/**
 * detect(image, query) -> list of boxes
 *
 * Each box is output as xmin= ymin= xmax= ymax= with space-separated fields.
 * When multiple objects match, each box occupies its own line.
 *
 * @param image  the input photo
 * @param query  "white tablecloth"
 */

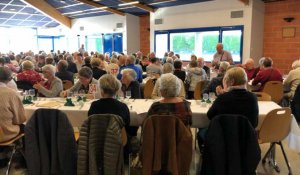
xmin=24 ymin=98 xmax=300 ymax=152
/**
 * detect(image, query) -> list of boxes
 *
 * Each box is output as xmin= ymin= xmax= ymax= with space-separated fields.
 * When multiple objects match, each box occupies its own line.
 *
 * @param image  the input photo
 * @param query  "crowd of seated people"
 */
xmin=0 ymin=44 xmax=299 ymax=173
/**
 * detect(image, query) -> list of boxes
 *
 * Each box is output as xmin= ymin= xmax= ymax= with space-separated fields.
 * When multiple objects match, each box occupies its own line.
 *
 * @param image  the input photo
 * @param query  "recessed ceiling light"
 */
xmin=93 ymin=0 xmax=101 ymax=1
xmin=60 ymin=0 xmax=66 ymax=3
xmin=9 ymin=8 xmax=16 ymax=11
xmin=118 ymin=1 xmax=139 ymax=6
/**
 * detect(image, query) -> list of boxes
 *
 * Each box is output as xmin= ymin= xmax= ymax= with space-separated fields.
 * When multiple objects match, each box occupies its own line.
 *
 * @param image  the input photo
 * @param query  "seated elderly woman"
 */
xmin=151 ymin=63 xmax=186 ymax=99
xmin=88 ymin=73 xmax=137 ymax=137
xmin=207 ymin=67 xmax=258 ymax=127
xmin=147 ymin=73 xmax=192 ymax=126
xmin=197 ymin=67 xmax=258 ymax=151
xmin=0 ymin=67 xmax=26 ymax=167
xmin=17 ymin=60 xmax=43 ymax=85
xmin=33 ymin=65 xmax=63 ymax=97
xmin=283 ymin=59 xmax=300 ymax=100
xmin=121 ymin=68 xmax=141 ymax=99
xmin=61 ymin=67 xmax=100 ymax=99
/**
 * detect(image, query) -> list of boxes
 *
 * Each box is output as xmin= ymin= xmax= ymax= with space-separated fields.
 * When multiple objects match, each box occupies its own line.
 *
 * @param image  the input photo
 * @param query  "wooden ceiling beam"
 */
xmin=120 ymin=0 xmax=155 ymax=13
xmin=77 ymin=0 xmax=125 ymax=16
xmin=21 ymin=0 xmax=71 ymax=28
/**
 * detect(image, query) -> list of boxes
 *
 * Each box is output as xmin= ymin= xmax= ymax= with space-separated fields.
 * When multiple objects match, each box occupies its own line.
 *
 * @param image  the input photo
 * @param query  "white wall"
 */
xmin=125 ymin=14 xmax=140 ymax=54
xmin=150 ymin=0 xmax=264 ymax=62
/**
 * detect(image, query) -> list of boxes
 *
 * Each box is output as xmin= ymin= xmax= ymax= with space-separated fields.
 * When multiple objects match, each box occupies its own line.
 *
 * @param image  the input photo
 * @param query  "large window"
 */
xmin=86 ymin=34 xmax=103 ymax=53
xmin=155 ymin=26 xmax=243 ymax=63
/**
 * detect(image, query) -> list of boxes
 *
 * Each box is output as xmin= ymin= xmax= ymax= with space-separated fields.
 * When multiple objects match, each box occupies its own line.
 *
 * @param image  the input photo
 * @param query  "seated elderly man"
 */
xmin=197 ymin=57 xmax=210 ymax=78
xmin=151 ymin=63 xmax=186 ymax=99
xmin=252 ymin=57 xmax=282 ymax=91
xmin=55 ymin=60 xmax=74 ymax=84
xmin=33 ymin=65 xmax=63 ymax=97
xmin=0 ymin=67 xmax=26 ymax=167
xmin=202 ymin=61 xmax=230 ymax=95
xmin=147 ymin=73 xmax=192 ymax=126
xmin=121 ymin=69 xmax=141 ymax=99
xmin=117 ymin=55 xmax=143 ymax=83
xmin=61 ymin=67 xmax=100 ymax=99
xmin=284 ymin=59 xmax=300 ymax=100
xmin=17 ymin=60 xmax=43 ymax=85
xmin=243 ymin=58 xmax=260 ymax=81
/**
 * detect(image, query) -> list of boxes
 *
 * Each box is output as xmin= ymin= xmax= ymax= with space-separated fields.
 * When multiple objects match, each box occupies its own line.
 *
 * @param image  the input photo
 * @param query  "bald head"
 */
xmin=216 ymin=43 xmax=224 ymax=54
xmin=244 ymin=58 xmax=255 ymax=70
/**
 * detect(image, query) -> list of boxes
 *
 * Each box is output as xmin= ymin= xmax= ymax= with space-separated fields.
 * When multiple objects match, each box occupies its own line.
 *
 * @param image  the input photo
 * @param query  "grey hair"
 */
xmin=22 ymin=60 xmax=34 ymax=70
xmin=58 ymin=60 xmax=68 ymax=71
xmin=121 ymin=68 xmax=137 ymax=81
xmin=223 ymin=67 xmax=248 ymax=86
xmin=258 ymin=57 xmax=266 ymax=66
xmin=66 ymin=55 xmax=74 ymax=62
xmin=292 ymin=59 xmax=300 ymax=69
xmin=99 ymin=74 xmax=121 ymax=97
xmin=166 ymin=57 xmax=173 ymax=64
xmin=0 ymin=67 xmax=12 ymax=83
xmin=162 ymin=63 xmax=174 ymax=74
xmin=159 ymin=73 xmax=181 ymax=98
xmin=42 ymin=64 xmax=56 ymax=76
xmin=219 ymin=61 xmax=230 ymax=72
xmin=126 ymin=55 xmax=136 ymax=65
xmin=79 ymin=67 xmax=93 ymax=79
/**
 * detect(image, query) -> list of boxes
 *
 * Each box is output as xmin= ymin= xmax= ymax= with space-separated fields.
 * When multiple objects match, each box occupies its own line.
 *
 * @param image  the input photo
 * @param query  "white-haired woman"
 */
xmin=147 ymin=73 xmax=192 ymax=126
xmin=121 ymin=68 xmax=141 ymax=99
xmin=33 ymin=65 xmax=63 ymax=97
xmin=283 ymin=59 xmax=300 ymax=100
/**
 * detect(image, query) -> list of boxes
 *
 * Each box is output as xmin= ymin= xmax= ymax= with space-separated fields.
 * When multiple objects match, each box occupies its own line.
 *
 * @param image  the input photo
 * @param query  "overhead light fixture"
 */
xmin=93 ymin=0 xmax=101 ymax=1
xmin=149 ymin=0 xmax=177 ymax=5
xmin=60 ymin=0 xmax=66 ymax=3
xmin=118 ymin=1 xmax=139 ymax=6
xmin=9 ymin=8 xmax=16 ymax=11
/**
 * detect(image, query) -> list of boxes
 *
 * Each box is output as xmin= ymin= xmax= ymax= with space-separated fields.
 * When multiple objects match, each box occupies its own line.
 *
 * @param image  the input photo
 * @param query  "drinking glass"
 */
xmin=125 ymin=91 xmax=131 ymax=99
xmin=202 ymin=93 xmax=208 ymax=102
xmin=29 ymin=89 xmax=36 ymax=101
xmin=209 ymin=92 xmax=216 ymax=102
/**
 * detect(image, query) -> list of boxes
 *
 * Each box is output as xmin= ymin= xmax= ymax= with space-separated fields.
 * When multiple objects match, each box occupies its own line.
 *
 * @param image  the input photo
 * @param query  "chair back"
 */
xmin=254 ymin=92 xmax=271 ymax=101
xmin=258 ymin=107 xmax=292 ymax=143
xmin=0 ymin=127 xmax=3 ymax=140
xmin=291 ymin=84 xmax=300 ymax=122
xmin=25 ymin=109 xmax=77 ymax=175
xmin=16 ymin=80 xmax=33 ymax=90
xmin=262 ymin=81 xmax=283 ymax=103
xmin=144 ymin=78 xmax=156 ymax=99
xmin=201 ymin=114 xmax=260 ymax=175
xmin=141 ymin=115 xmax=192 ymax=175
xmin=194 ymin=80 xmax=209 ymax=100
xmin=62 ymin=80 xmax=73 ymax=90
xmin=77 ymin=114 xmax=125 ymax=175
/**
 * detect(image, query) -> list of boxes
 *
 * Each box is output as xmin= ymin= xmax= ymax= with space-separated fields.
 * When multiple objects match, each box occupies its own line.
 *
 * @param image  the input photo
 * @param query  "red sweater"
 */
xmin=252 ymin=68 xmax=283 ymax=91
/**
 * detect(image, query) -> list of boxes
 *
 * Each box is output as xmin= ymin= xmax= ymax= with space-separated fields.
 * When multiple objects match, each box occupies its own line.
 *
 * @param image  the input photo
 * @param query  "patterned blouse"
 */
xmin=147 ymin=100 xmax=192 ymax=126
xmin=17 ymin=70 xmax=43 ymax=85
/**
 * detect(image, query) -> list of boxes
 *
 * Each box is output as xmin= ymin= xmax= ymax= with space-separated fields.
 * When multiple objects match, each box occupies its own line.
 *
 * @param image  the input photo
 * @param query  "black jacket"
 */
xmin=92 ymin=67 xmax=106 ymax=80
xmin=25 ymin=109 xmax=77 ymax=175
xmin=55 ymin=70 xmax=74 ymax=84
xmin=291 ymin=84 xmax=300 ymax=122
xmin=201 ymin=114 xmax=261 ymax=175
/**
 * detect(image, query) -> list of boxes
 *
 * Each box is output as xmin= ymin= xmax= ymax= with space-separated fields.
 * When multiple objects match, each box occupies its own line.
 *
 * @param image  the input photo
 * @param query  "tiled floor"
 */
xmin=1 ymin=139 xmax=299 ymax=175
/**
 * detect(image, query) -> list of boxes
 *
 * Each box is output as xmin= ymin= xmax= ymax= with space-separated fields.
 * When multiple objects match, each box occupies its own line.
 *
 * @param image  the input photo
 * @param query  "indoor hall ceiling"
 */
xmin=0 ymin=0 xmax=212 ymax=28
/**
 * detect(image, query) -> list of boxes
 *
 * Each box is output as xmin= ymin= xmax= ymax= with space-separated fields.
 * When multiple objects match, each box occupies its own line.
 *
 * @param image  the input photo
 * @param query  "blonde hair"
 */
xmin=99 ymin=74 xmax=121 ymax=97
xmin=22 ymin=60 xmax=34 ymax=70
xmin=91 ymin=57 xmax=101 ymax=67
xmin=223 ymin=67 xmax=248 ymax=86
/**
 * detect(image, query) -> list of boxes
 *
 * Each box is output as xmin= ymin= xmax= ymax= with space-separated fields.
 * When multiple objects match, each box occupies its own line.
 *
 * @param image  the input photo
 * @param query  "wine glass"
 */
xmin=125 ymin=91 xmax=131 ymax=99
xmin=209 ymin=92 xmax=216 ymax=102
xmin=202 ymin=93 xmax=208 ymax=102
xmin=29 ymin=89 xmax=35 ymax=101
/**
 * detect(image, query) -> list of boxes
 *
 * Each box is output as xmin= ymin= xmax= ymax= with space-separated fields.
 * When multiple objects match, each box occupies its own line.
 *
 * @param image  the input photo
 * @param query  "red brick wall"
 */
xmin=264 ymin=0 xmax=300 ymax=74
xmin=140 ymin=15 xmax=150 ymax=56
